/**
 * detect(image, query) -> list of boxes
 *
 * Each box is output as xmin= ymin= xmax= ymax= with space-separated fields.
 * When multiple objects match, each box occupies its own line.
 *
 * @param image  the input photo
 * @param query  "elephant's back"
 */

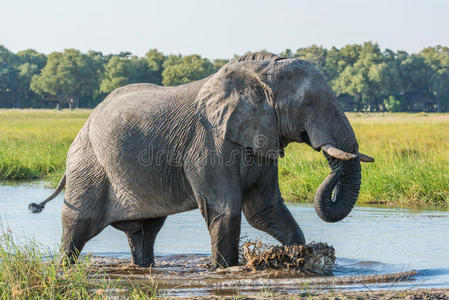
xmin=108 ymin=82 xmax=166 ymax=96
xmin=98 ymin=83 xmax=172 ymax=111
xmin=82 ymin=81 xmax=203 ymax=217
xmin=89 ymin=79 xmax=208 ymax=121
xmin=100 ymin=79 xmax=209 ymax=106
xmin=88 ymin=79 xmax=206 ymax=140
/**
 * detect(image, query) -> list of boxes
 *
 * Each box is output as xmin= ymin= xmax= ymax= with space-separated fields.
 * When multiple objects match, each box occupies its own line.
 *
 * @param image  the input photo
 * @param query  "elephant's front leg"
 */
xmin=199 ymin=195 xmax=242 ymax=268
xmin=242 ymin=167 xmax=305 ymax=246
xmin=244 ymin=199 xmax=305 ymax=245
xmin=185 ymin=140 xmax=244 ymax=268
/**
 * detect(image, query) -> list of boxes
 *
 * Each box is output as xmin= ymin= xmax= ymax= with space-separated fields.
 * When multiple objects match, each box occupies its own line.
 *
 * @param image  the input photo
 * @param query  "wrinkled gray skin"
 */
xmin=30 ymin=52 xmax=368 ymax=268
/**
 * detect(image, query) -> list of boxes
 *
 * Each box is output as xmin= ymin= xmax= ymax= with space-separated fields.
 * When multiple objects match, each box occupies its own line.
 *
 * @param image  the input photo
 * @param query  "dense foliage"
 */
xmin=0 ymin=43 xmax=448 ymax=111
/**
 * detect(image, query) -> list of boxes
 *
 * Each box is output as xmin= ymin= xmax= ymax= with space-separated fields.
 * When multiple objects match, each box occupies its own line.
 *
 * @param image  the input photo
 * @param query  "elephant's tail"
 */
xmin=28 ymin=173 xmax=66 ymax=214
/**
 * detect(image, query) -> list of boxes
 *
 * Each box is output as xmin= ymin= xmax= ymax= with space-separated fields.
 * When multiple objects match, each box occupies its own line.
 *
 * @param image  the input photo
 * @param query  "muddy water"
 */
xmin=1 ymin=181 xmax=449 ymax=295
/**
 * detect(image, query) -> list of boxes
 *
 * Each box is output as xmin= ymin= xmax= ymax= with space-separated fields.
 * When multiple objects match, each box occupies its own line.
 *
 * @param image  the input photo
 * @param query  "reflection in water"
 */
xmin=1 ymin=181 xmax=449 ymax=290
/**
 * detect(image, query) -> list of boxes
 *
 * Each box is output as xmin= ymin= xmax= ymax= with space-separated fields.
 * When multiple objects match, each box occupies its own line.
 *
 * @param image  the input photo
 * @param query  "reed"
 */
xmin=0 ymin=230 xmax=158 ymax=299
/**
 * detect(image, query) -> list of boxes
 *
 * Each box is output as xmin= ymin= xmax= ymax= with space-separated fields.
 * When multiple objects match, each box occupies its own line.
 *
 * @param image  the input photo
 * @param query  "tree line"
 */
xmin=0 ymin=42 xmax=448 ymax=111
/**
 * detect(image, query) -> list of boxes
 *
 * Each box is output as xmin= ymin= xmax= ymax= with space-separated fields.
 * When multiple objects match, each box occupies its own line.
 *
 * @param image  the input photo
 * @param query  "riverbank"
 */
xmin=0 ymin=232 xmax=437 ymax=299
xmin=190 ymin=289 xmax=449 ymax=299
xmin=311 ymin=289 xmax=449 ymax=300
xmin=1 ymin=110 xmax=448 ymax=207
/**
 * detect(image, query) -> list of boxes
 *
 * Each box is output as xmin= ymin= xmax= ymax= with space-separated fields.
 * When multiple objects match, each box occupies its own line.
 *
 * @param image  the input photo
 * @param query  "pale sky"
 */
xmin=2 ymin=0 xmax=448 ymax=59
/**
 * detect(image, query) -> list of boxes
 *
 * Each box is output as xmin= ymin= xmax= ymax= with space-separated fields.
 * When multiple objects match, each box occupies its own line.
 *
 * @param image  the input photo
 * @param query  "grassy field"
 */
xmin=0 ymin=109 xmax=448 ymax=207
xmin=280 ymin=113 xmax=449 ymax=207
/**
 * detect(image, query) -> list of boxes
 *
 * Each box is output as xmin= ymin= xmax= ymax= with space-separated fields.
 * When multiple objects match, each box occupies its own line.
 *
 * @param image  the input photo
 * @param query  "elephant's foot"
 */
xmin=127 ymin=230 xmax=154 ymax=267
xmin=61 ymin=212 xmax=106 ymax=265
xmin=208 ymin=211 xmax=242 ymax=269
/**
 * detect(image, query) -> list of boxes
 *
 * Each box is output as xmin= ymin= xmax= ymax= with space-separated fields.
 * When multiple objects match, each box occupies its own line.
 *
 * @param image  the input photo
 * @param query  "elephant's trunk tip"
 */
xmin=28 ymin=202 xmax=45 ymax=214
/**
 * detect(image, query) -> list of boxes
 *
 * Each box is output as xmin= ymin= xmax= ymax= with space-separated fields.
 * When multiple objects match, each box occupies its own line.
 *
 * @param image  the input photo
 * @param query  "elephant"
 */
xmin=29 ymin=52 xmax=374 ymax=268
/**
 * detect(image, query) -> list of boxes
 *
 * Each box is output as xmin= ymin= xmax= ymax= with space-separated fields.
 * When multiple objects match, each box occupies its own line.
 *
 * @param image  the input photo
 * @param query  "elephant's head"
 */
xmin=196 ymin=52 xmax=374 ymax=223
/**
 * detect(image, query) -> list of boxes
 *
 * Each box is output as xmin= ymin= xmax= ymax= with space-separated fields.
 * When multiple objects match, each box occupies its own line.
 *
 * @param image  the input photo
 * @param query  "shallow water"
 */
xmin=1 ymin=181 xmax=449 ymax=293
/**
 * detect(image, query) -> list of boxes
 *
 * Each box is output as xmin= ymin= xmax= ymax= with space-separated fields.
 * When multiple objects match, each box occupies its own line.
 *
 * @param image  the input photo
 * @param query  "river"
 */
xmin=1 ymin=181 xmax=449 ymax=293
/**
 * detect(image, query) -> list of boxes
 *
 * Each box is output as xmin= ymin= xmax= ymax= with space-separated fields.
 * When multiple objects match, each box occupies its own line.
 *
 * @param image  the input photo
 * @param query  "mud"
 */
xmin=86 ymin=250 xmax=417 ymax=298
xmin=241 ymin=241 xmax=335 ymax=274
xmin=178 ymin=289 xmax=449 ymax=299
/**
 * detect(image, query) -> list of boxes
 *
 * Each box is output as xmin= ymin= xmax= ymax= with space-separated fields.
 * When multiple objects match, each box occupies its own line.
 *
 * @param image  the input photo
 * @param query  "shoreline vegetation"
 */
xmin=0 ymin=109 xmax=448 ymax=208
xmin=0 ymin=232 xmax=158 ymax=299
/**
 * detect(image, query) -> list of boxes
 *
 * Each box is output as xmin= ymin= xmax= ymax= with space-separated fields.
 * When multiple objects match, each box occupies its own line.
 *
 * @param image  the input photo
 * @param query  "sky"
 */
xmin=1 ymin=0 xmax=448 ymax=59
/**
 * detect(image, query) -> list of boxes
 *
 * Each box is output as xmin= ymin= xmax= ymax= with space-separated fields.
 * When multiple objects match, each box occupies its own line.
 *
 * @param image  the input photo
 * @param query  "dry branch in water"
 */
xmin=241 ymin=241 xmax=335 ymax=275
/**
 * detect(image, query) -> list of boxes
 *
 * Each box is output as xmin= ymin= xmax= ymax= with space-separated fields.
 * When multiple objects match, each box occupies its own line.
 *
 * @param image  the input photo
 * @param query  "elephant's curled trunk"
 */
xmin=313 ymin=154 xmax=361 ymax=223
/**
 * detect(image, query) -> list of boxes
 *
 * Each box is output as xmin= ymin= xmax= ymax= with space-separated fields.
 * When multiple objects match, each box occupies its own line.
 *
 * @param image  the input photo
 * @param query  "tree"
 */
xmin=0 ymin=45 xmax=19 ymax=107
xmin=100 ymin=56 xmax=157 ymax=94
xmin=145 ymin=49 xmax=166 ymax=85
xmin=15 ymin=49 xmax=47 ymax=107
xmin=419 ymin=46 xmax=449 ymax=111
xmin=87 ymin=50 xmax=109 ymax=65
xmin=31 ymin=49 xmax=102 ymax=109
xmin=212 ymin=59 xmax=229 ymax=72
xmin=333 ymin=43 xmax=378 ymax=110
xmin=162 ymin=54 xmax=214 ymax=86
xmin=279 ymin=48 xmax=293 ymax=58
xmin=162 ymin=54 xmax=183 ymax=68
xmin=0 ymin=43 xmax=447 ymax=111
xmin=332 ymin=42 xmax=402 ymax=111
xmin=397 ymin=54 xmax=432 ymax=93
xmin=334 ymin=64 xmax=368 ymax=110
xmin=338 ymin=44 xmax=363 ymax=67
xmin=367 ymin=62 xmax=395 ymax=110
xmin=294 ymin=45 xmax=328 ymax=78
xmin=323 ymin=47 xmax=342 ymax=83
xmin=430 ymin=68 xmax=449 ymax=112
xmin=384 ymin=95 xmax=402 ymax=112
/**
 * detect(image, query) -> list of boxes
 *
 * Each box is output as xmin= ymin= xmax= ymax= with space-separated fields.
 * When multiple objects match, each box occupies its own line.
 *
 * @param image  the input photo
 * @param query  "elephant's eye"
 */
xmin=302 ymin=97 xmax=314 ymax=106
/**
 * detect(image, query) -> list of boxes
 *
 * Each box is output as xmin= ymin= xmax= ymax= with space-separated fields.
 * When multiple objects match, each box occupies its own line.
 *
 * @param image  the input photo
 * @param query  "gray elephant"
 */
xmin=29 ymin=52 xmax=373 ymax=268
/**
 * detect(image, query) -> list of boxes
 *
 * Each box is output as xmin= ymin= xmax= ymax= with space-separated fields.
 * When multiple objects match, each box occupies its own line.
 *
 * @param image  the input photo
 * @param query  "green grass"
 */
xmin=0 ymin=231 xmax=158 ymax=299
xmin=279 ymin=113 xmax=449 ymax=207
xmin=0 ymin=109 xmax=89 ymax=182
xmin=0 ymin=109 xmax=448 ymax=207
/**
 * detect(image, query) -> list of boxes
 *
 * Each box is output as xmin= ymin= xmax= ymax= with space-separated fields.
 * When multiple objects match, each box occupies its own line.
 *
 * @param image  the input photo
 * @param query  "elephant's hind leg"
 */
xmin=60 ymin=212 xmax=107 ymax=264
xmin=60 ymin=177 xmax=109 ymax=263
xmin=112 ymin=217 xmax=166 ymax=267
xmin=60 ymin=129 xmax=109 ymax=264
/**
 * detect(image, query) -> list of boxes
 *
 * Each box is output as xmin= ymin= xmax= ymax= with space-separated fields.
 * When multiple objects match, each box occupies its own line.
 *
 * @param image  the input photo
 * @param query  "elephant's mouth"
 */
xmin=279 ymin=130 xmax=311 ymax=150
xmin=297 ymin=130 xmax=313 ymax=149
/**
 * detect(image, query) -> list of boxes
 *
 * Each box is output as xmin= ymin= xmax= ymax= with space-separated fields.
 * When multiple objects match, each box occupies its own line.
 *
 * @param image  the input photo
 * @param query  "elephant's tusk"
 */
xmin=358 ymin=152 xmax=375 ymax=163
xmin=321 ymin=144 xmax=375 ymax=163
xmin=321 ymin=144 xmax=358 ymax=160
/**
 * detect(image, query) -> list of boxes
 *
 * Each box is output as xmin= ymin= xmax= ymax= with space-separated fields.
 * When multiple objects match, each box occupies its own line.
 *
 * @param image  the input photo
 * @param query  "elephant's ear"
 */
xmin=196 ymin=64 xmax=280 ymax=159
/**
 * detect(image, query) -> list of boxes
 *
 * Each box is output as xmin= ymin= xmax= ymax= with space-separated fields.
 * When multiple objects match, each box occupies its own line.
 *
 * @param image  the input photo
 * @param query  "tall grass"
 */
xmin=0 ymin=109 xmax=88 ymax=181
xmin=279 ymin=113 xmax=449 ymax=207
xmin=0 ymin=230 xmax=158 ymax=299
xmin=0 ymin=110 xmax=448 ymax=207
